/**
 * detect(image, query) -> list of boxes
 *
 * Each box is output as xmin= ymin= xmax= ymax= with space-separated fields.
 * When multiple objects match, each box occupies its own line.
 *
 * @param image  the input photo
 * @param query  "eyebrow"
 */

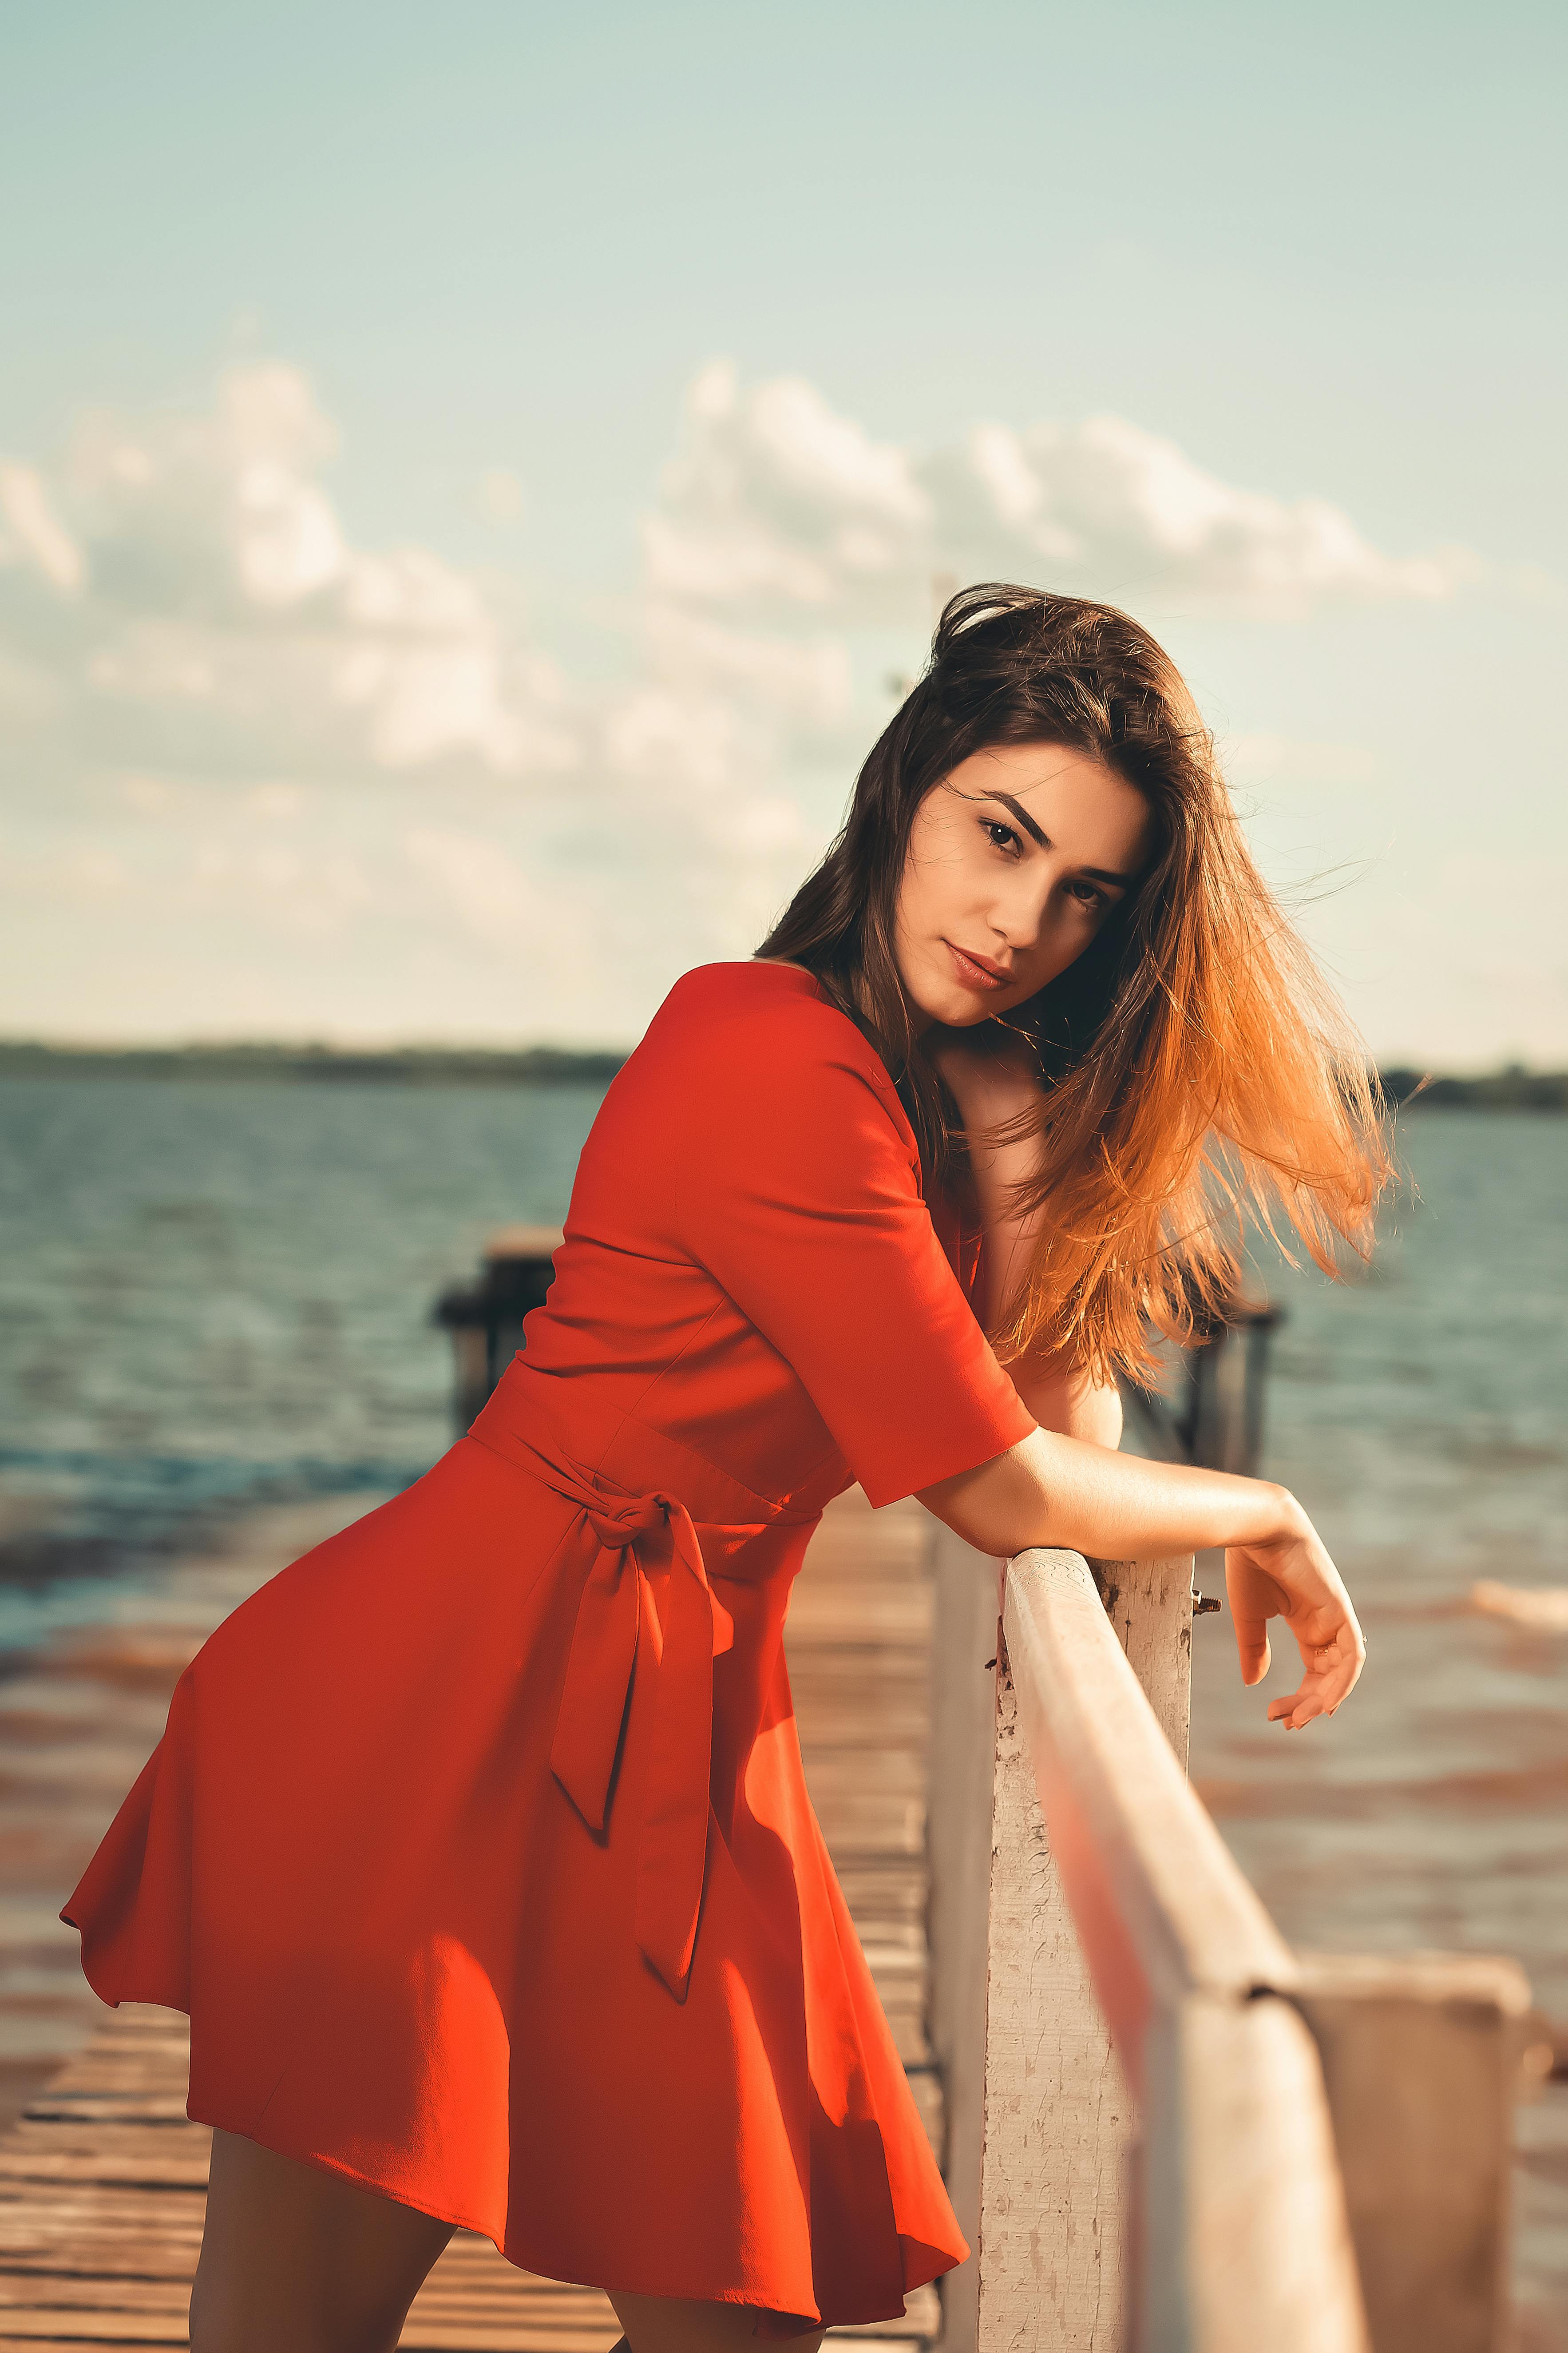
xmin=990 ymin=792 xmax=1138 ymax=889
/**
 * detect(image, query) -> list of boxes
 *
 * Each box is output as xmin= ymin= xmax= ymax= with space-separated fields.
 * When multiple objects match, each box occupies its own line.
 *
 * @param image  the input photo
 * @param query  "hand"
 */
xmin=1225 ymin=1512 xmax=1366 ymax=1731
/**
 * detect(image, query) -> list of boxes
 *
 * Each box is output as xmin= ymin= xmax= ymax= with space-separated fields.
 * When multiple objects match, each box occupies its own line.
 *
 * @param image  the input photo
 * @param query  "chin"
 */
xmin=901 ymin=953 xmax=1006 ymax=1031
xmin=918 ymin=992 xmax=992 ymax=1030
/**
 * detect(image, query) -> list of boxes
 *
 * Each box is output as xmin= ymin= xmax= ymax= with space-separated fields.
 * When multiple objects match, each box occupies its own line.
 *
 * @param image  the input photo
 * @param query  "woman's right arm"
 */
xmin=917 ymin=1428 xmax=1366 ymax=1732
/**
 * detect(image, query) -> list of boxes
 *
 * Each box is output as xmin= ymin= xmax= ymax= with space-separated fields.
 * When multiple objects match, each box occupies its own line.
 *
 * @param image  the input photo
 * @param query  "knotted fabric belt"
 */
xmin=523 ymin=1449 xmax=719 ymax=2002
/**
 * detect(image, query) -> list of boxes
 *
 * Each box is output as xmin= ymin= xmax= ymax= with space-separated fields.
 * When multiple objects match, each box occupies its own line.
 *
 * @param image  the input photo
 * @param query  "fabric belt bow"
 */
xmin=540 ymin=1464 xmax=720 ymax=2002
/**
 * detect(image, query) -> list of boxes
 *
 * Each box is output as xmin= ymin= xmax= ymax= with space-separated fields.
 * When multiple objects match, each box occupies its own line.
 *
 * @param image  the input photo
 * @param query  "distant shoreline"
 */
xmin=1377 ymin=1067 xmax=1568 ymax=1112
xmin=0 ymin=1041 xmax=627 ymax=1086
xmin=0 ymin=1041 xmax=1565 ymax=1108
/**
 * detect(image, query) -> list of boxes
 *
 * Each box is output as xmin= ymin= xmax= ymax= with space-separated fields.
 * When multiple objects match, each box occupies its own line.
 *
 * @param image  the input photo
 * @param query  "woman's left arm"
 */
xmin=933 ymin=1031 xmax=1123 ymax=1448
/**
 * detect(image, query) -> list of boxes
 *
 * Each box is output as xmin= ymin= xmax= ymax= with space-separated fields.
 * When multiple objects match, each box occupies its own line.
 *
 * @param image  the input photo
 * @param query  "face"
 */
xmin=892 ymin=741 xmax=1153 ymax=1032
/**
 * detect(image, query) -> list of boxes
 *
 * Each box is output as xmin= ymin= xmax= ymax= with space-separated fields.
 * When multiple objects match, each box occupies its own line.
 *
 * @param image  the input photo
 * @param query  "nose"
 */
xmin=988 ymin=856 xmax=1059 ymax=952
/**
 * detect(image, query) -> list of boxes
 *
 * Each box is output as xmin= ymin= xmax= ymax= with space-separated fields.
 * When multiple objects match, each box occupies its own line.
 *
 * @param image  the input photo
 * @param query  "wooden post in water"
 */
xmin=432 ymin=1225 xmax=562 ymax=1426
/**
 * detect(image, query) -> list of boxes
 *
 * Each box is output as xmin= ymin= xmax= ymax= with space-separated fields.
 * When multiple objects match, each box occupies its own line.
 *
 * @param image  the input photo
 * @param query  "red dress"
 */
xmin=63 ymin=961 xmax=1034 ymax=2333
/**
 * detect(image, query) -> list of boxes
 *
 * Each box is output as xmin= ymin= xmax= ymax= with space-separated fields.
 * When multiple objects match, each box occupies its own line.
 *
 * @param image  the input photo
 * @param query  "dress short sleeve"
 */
xmin=667 ymin=968 xmax=1035 ymax=1506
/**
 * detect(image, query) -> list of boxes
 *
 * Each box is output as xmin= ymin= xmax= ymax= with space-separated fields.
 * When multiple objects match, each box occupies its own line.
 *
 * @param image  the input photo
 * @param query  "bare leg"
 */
xmin=191 ymin=2129 xmax=827 ymax=2353
xmin=189 ymin=2127 xmax=455 ymax=2353
xmin=610 ymin=2291 xmax=824 ymax=2353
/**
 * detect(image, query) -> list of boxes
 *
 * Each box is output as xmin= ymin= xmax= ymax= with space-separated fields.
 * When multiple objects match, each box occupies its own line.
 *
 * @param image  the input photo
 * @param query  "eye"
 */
xmin=982 ymin=818 xmax=1022 ymax=857
xmin=1065 ymin=878 xmax=1107 ymax=915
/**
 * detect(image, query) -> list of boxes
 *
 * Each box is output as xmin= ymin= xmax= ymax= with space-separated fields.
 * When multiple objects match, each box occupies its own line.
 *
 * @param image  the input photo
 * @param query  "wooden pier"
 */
xmin=0 ymin=1489 xmax=942 ymax=2350
xmin=0 ymin=1477 xmax=1549 ymax=2349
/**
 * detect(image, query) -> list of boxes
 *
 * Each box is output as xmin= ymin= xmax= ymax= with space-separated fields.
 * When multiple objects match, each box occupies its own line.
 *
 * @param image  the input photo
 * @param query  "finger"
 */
xmin=1269 ymin=1685 xmax=1327 ymax=1731
xmin=1232 ymin=1615 xmax=1271 ymax=1686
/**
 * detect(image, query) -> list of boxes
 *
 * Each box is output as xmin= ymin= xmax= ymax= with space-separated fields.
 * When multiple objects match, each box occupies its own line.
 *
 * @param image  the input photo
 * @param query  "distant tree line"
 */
xmin=0 ymin=1041 xmax=627 ymax=1085
xmin=1378 ymin=1065 xmax=1568 ymax=1111
xmin=1 ymin=1041 xmax=1565 ymax=1108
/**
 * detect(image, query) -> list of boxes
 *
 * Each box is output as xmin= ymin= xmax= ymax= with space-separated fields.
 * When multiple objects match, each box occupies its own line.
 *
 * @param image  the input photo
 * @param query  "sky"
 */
xmin=1 ymin=0 xmax=1564 ymax=1060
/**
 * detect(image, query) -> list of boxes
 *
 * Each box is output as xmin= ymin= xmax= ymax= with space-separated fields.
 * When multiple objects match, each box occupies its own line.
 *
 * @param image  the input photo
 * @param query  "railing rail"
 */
xmin=927 ymin=1534 xmax=1531 ymax=2353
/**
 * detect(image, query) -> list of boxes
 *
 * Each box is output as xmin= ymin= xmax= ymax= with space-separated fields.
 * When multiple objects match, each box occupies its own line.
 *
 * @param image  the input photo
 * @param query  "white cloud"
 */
xmin=405 ymin=825 xmax=556 ymax=946
xmin=13 ymin=841 xmax=130 ymax=901
xmin=645 ymin=365 xmax=1474 ymax=622
xmin=0 ymin=464 xmax=84 ymax=593
xmin=0 ymin=353 xmax=1515 ymax=1049
xmin=645 ymin=361 xmax=929 ymax=607
xmin=641 ymin=600 xmax=851 ymax=730
xmin=0 ymin=360 xmax=849 ymax=1040
xmin=1 ymin=365 xmax=578 ymax=784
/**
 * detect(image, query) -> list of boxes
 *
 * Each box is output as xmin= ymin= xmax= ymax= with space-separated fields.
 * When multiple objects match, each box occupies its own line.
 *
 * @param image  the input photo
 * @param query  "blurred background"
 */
xmin=1 ymin=0 xmax=1565 ymax=2332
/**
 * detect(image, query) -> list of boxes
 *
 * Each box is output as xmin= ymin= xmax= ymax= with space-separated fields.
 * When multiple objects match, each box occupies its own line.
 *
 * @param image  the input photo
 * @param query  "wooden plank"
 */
xmin=0 ymin=1492 xmax=944 ymax=2353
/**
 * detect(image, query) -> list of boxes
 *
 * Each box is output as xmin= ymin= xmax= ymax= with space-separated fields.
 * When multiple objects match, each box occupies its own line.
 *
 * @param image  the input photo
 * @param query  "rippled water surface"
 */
xmin=4 ymin=1089 xmax=1567 ymax=1904
xmin=0 ymin=1078 xmax=602 ymax=1648
xmin=1182 ymin=1115 xmax=1568 ymax=2325
xmin=1188 ymin=1116 xmax=1568 ymax=1999
xmin=4 ymin=1083 xmax=1564 ymax=1783
xmin=3 ymin=1082 xmax=1566 ymax=2313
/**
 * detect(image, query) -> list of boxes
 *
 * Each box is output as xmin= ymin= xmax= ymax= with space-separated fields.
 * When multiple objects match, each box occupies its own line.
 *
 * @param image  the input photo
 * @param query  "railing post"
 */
xmin=927 ymin=1527 xmax=1003 ymax=2353
xmin=928 ymin=1540 xmax=1195 ymax=2353
xmin=975 ymin=1619 xmax=1132 ymax=2352
xmin=1294 ymin=1953 xmax=1532 ymax=2353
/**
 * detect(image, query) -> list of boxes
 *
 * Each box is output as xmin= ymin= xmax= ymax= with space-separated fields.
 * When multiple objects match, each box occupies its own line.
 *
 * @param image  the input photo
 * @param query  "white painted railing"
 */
xmin=926 ymin=1535 xmax=1532 ymax=2353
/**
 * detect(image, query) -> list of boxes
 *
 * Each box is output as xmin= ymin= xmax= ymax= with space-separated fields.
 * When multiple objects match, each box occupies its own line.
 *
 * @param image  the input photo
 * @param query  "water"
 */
xmin=0 ymin=1078 xmax=602 ymax=1650
xmin=1182 ymin=1118 xmax=1568 ymax=2325
xmin=1186 ymin=1117 xmax=1568 ymax=2006
xmin=4 ymin=1085 xmax=1564 ymax=1807
xmin=2 ymin=1081 xmax=1565 ymax=2311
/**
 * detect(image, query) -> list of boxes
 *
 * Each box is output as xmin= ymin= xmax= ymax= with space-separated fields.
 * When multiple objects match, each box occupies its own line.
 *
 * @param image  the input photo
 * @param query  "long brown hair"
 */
xmin=758 ymin=583 xmax=1392 ymax=1381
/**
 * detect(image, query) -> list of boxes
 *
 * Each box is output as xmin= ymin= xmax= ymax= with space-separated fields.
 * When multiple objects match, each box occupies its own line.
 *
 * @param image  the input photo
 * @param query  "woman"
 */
xmin=64 ymin=585 xmax=1385 ymax=2353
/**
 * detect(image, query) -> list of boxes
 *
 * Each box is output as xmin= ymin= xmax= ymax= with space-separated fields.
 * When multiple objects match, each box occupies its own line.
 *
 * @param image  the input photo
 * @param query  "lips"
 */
xmin=945 ymin=941 xmax=1010 ymax=989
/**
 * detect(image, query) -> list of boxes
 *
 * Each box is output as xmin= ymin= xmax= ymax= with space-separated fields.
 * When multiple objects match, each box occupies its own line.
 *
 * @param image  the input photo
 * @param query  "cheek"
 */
xmin=900 ymin=824 xmax=975 ymax=928
xmin=893 ymin=856 xmax=927 ymax=940
xmin=1020 ymin=909 xmax=1095 ymax=988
